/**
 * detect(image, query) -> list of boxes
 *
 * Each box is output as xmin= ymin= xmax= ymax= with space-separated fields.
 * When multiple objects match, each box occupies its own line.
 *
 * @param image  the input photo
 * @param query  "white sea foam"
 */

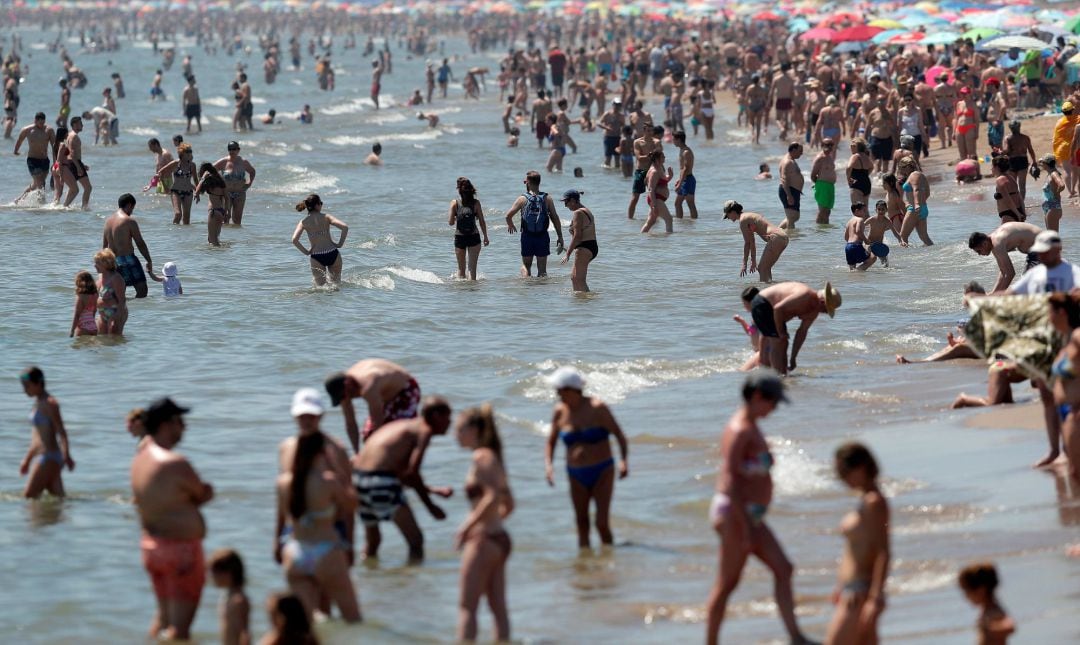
xmin=769 ymin=436 xmax=834 ymax=497
xmin=346 ymin=274 xmax=395 ymax=291
xmin=202 ymin=96 xmax=231 ymax=108
xmin=260 ymin=165 xmax=339 ymax=195
xmin=326 ymin=130 xmax=442 ymax=146
xmin=523 ymin=356 xmax=741 ymax=403
xmin=125 ymin=126 xmax=159 ymax=137
xmin=384 ymin=266 xmax=444 ymax=284
xmin=366 ymin=112 xmax=407 ymax=125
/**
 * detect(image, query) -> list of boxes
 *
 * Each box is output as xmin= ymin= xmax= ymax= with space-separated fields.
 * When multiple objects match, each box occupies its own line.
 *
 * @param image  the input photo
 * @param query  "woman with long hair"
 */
xmin=275 ymin=395 xmax=361 ymax=623
xmin=448 ymin=177 xmax=489 ymax=280
xmin=1049 ymin=293 xmax=1080 ymax=479
xmin=454 ymin=404 xmax=513 ymax=643
xmin=825 ymin=442 xmax=890 ymax=645
xmin=723 ymin=200 xmax=787 ymax=283
xmin=641 ymin=149 xmax=673 ymax=233
xmin=194 ymin=162 xmax=229 ymax=246
xmin=292 ymin=193 xmax=349 ymax=286
xmin=897 ymin=157 xmax=933 ymax=246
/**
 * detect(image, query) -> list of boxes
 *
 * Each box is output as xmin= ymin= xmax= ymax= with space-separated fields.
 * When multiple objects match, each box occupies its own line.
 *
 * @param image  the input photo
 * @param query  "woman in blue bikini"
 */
xmin=1049 ymin=293 xmax=1080 ymax=479
xmin=544 ymin=366 xmax=629 ymax=549
xmin=19 ymin=366 xmax=75 ymax=499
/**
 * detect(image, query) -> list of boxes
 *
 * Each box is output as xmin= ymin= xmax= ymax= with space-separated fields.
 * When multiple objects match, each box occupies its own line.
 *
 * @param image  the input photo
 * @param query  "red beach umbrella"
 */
xmin=832 ymin=25 xmax=885 ymax=43
xmin=799 ymin=27 xmax=838 ymax=41
xmin=820 ymin=12 xmax=863 ymax=27
xmin=889 ymin=31 xmax=926 ymax=45
xmin=752 ymin=10 xmax=785 ymax=22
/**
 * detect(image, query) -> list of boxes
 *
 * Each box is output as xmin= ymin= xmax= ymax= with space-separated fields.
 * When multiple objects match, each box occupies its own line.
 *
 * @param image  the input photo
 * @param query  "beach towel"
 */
xmin=963 ymin=295 xmax=1061 ymax=381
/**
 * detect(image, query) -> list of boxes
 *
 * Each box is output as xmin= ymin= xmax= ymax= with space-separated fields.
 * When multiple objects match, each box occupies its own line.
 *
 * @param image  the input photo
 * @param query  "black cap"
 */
xmin=144 ymin=397 xmax=190 ymax=433
xmin=561 ymin=189 xmax=581 ymax=202
xmin=744 ymin=370 xmax=789 ymax=403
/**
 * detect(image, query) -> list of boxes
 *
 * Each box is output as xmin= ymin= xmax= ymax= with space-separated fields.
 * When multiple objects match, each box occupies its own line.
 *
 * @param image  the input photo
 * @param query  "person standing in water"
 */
xmin=193 ymin=163 xmax=228 ymax=246
xmin=324 ymin=358 xmax=422 ymax=453
xmin=810 ymin=138 xmax=837 ymax=225
xmin=544 ymin=366 xmax=629 ymax=550
xmin=504 ymin=170 xmax=564 ymax=278
xmin=182 ymin=75 xmax=201 ymax=134
xmin=825 ymin=442 xmax=890 ymax=645
xmin=706 ymin=371 xmax=815 ymax=645
xmin=131 ymin=398 xmax=213 ymax=642
xmin=156 ymin=142 xmax=196 ymax=225
xmin=448 ymin=177 xmax=489 ymax=281
xmin=213 ymin=141 xmax=256 ymax=225
xmin=291 ymin=193 xmax=349 ymax=287
xmin=454 ymin=404 xmax=514 ymax=644
xmin=102 ymin=193 xmax=153 ymax=298
xmin=724 ymin=200 xmax=788 ymax=283
xmin=19 ymin=366 xmax=75 ymax=499
xmin=672 ymin=131 xmax=698 ymax=220
xmin=749 ymin=281 xmax=842 ymax=375
xmin=778 ymin=142 xmax=804 ymax=229
xmin=559 ymin=189 xmax=597 ymax=292
xmin=12 ymin=111 xmax=55 ymax=203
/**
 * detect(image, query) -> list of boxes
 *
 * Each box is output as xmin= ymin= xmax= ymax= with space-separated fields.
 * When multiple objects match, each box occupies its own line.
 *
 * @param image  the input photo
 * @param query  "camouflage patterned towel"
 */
xmin=964 ymin=294 xmax=1061 ymax=381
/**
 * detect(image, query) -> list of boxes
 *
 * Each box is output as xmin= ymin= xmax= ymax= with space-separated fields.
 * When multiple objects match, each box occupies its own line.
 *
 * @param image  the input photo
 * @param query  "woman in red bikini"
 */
xmin=641 ymin=149 xmax=673 ymax=233
xmin=954 ymin=86 xmax=979 ymax=162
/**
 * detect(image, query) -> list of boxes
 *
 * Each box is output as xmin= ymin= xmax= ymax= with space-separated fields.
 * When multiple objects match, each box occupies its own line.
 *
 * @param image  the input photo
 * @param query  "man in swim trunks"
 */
xmin=103 ymin=193 xmax=153 ymax=298
xmin=749 ymin=281 xmax=842 ymax=376
xmin=181 ymin=74 xmax=201 ymax=133
xmin=967 ymin=221 xmax=1043 ymax=293
xmin=350 ymin=396 xmax=454 ymax=561
xmin=867 ymin=96 xmax=896 ymax=173
xmin=12 ymin=111 xmax=55 ymax=203
xmin=843 ymin=202 xmax=870 ymax=270
xmin=598 ymin=98 xmax=625 ymax=167
xmin=1004 ymin=120 xmax=1036 ymax=201
xmin=769 ymin=63 xmax=796 ymax=139
xmin=779 ymin=142 xmax=804 ymax=229
xmin=860 ymin=200 xmax=892 ymax=269
xmin=63 ymin=116 xmax=92 ymax=209
xmin=147 ymin=138 xmax=174 ymax=193
xmin=673 ymin=131 xmax=697 ymax=219
xmin=504 ymin=170 xmax=565 ymax=276
xmin=530 ymin=88 xmax=553 ymax=149
xmin=628 ymin=124 xmax=661 ymax=220
xmin=325 ymin=358 xmax=423 ymax=453
xmin=131 ymin=398 xmax=212 ymax=642
xmin=810 ymin=138 xmax=837 ymax=224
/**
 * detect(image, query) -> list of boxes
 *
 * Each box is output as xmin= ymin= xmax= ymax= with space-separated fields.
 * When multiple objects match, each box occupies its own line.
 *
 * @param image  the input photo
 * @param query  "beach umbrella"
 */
xmin=925 ymin=64 xmax=952 ymax=84
xmin=922 ymin=31 xmax=961 ymax=45
xmin=1066 ymin=15 xmax=1080 ymax=35
xmin=961 ymin=27 xmax=1004 ymax=42
xmin=868 ymin=18 xmax=903 ymax=29
xmin=914 ymin=1 xmax=939 ymax=13
xmin=831 ymin=41 xmax=870 ymax=54
xmin=889 ymin=31 xmax=926 ymax=45
xmin=787 ymin=17 xmax=811 ymax=32
xmin=752 ymin=10 xmax=785 ymax=22
xmin=832 ymin=25 xmax=884 ymax=43
xmin=799 ymin=26 xmax=837 ymax=41
xmin=820 ymin=11 xmax=862 ymax=27
xmin=871 ymin=29 xmax=906 ymax=45
xmin=978 ymin=35 xmax=1051 ymax=51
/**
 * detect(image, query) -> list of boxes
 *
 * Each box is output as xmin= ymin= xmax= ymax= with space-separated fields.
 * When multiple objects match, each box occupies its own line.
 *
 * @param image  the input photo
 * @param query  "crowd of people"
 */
xmin=11 ymin=4 xmax=1080 ymax=643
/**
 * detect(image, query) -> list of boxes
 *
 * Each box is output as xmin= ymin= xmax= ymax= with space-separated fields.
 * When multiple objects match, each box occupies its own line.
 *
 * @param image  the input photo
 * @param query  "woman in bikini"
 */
xmin=699 ymin=79 xmax=716 ymax=141
xmin=825 ymin=443 xmax=890 ymax=645
xmin=19 ymin=366 xmax=75 ymax=499
xmin=544 ymin=366 xmax=629 ymax=550
xmin=1039 ymin=154 xmax=1065 ymax=231
xmin=641 ymin=149 xmax=674 ymax=233
xmin=897 ymin=157 xmax=933 ymax=246
xmin=723 ymin=200 xmax=788 ymax=283
xmin=291 ymin=193 xmax=349 ymax=286
xmin=157 ymin=142 xmax=196 ymax=225
xmin=94 ymin=248 xmax=127 ymax=336
xmin=560 ymin=189 xmax=597 ymax=292
xmin=454 ymin=404 xmax=513 ymax=643
xmin=275 ymin=418 xmax=360 ymax=622
xmin=882 ymin=174 xmax=906 ymax=244
xmin=213 ymin=141 xmax=256 ymax=225
xmin=1049 ymin=293 xmax=1080 ymax=479
xmin=706 ymin=371 xmax=814 ymax=645
xmin=194 ymin=163 xmax=229 ymax=246
xmin=954 ymin=87 xmax=979 ymax=162
xmin=992 ymin=155 xmax=1025 ymax=223
xmin=846 ymin=137 xmax=873 ymax=209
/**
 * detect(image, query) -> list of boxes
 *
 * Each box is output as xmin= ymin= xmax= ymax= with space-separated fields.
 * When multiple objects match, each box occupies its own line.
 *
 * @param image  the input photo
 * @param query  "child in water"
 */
xmin=147 ymin=261 xmax=183 ymax=296
xmin=507 ymin=127 xmax=519 ymax=147
xmin=959 ymin=562 xmax=1015 ymax=644
xmin=70 ymin=270 xmax=98 ymax=337
xmin=755 ymin=163 xmax=772 ymax=180
xmin=209 ymin=549 xmax=251 ymax=645
xmin=259 ymin=592 xmax=315 ymax=645
xmin=298 ymin=105 xmax=313 ymax=124
xmin=618 ymin=125 xmax=634 ymax=178
xmin=733 ymin=286 xmax=761 ymax=371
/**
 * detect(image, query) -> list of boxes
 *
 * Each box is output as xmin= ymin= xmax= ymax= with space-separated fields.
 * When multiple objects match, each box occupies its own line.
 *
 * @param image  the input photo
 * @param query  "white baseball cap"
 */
xmin=291 ymin=387 xmax=326 ymax=417
xmin=163 ymin=261 xmax=178 ymax=277
xmin=1029 ymin=231 xmax=1062 ymax=254
xmin=547 ymin=366 xmax=585 ymax=391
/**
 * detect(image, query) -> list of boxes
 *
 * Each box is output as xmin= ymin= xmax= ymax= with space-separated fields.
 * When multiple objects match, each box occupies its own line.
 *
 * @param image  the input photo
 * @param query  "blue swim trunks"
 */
xmin=603 ymin=135 xmax=619 ymax=158
xmin=632 ymin=168 xmax=647 ymax=195
xmin=677 ymin=174 xmax=696 ymax=196
xmin=115 ymin=254 xmax=146 ymax=286
xmin=869 ymin=241 xmax=890 ymax=258
xmin=845 ymin=242 xmax=868 ymax=267
xmin=520 ymin=231 xmax=550 ymax=258
xmin=778 ymin=185 xmax=801 ymax=211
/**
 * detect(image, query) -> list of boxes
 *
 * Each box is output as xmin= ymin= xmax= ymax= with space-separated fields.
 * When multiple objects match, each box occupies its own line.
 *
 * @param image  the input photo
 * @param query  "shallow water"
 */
xmin=1 ymin=31 xmax=1079 ymax=644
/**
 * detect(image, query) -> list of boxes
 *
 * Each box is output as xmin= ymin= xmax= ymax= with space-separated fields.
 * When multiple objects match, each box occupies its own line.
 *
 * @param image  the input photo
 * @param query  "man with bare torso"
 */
xmin=769 ymin=63 xmax=796 ymax=139
xmin=748 ymin=281 xmax=842 ymax=376
xmin=968 ymin=222 xmax=1043 ymax=294
xmin=351 ymin=397 xmax=454 ymax=561
xmin=131 ymin=398 xmax=212 ymax=642
xmin=599 ymin=98 xmax=624 ymax=167
xmin=778 ymin=141 xmax=804 ymax=229
xmin=12 ymin=111 xmax=55 ymax=202
xmin=325 ymin=359 xmax=422 ymax=453
xmin=810 ymin=138 xmax=837 ymax=224
xmin=628 ymin=122 xmax=661 ymax=220
xmin=103 ymin=193 xmax=153 ymax=298
xmin=63 ymin=116 xmax=92 ymax=209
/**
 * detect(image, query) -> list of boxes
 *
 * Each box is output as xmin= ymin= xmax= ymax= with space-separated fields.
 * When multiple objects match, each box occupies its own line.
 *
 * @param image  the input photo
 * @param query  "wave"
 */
xmin=202 ymin=96 xmax=231 ymax=108
xmin=260 ymin=165 xmax=339 ymax=195
xmin=366 ymin=112 xmax=407 ymax=125
xmin=125 ymin=126 xmax=159 ymax=137
xmin=326 ymin=130 xmax=441 ymax=146
xmin=521 ymin=356 xmax=741 ymax=404
xmin=769 ymin=435 xmax=834 ymax=497
xmin=343 ymin=274 xmax=395 ymax=291
xmin=359 ymin=233 xmax=398 ymax=249
xmin=384 ymin=266 xmax=444 ymax=284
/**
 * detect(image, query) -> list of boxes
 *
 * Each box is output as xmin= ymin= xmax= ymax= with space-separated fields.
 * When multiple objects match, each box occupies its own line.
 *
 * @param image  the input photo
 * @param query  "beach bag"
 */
xmin=522 ymin=192 xmax=549 ymax=233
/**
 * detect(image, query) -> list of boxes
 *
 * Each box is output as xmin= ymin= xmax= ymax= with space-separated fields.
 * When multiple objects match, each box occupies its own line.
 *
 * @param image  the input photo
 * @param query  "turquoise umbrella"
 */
xmin=872 ymin=29 xmax=907 ymax=44
xmin=923 ymin=31 xmax=961 ymax=45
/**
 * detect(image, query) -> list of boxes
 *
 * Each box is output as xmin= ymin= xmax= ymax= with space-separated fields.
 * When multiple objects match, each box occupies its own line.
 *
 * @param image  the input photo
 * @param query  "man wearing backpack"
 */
xmin=504 ymin=170 xmax=564 ymax=277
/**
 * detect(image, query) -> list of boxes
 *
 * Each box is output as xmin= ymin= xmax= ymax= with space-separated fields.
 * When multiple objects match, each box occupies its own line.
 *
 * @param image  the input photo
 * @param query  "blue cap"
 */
xmin=561 ymin=189 xmax=582 ymax=201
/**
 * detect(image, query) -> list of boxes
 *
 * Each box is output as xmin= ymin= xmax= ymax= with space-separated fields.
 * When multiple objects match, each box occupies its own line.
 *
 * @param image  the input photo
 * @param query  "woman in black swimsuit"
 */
xmin=560 ymin=189 xmax=597 ymax=292
xmin=157 ymin=142 xmax=196 ymax=225
xmin=846 ymin=137 xmax=873 ymax=206
xmin=448 ymin=177 xmax=489 ymax=281
xmin=292 ymin=193 xmax=349 ymax=287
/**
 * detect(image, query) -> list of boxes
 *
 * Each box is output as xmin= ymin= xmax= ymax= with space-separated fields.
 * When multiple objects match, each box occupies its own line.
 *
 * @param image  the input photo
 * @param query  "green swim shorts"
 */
xmin=813 ymin=180 xmax=836 ymax=210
